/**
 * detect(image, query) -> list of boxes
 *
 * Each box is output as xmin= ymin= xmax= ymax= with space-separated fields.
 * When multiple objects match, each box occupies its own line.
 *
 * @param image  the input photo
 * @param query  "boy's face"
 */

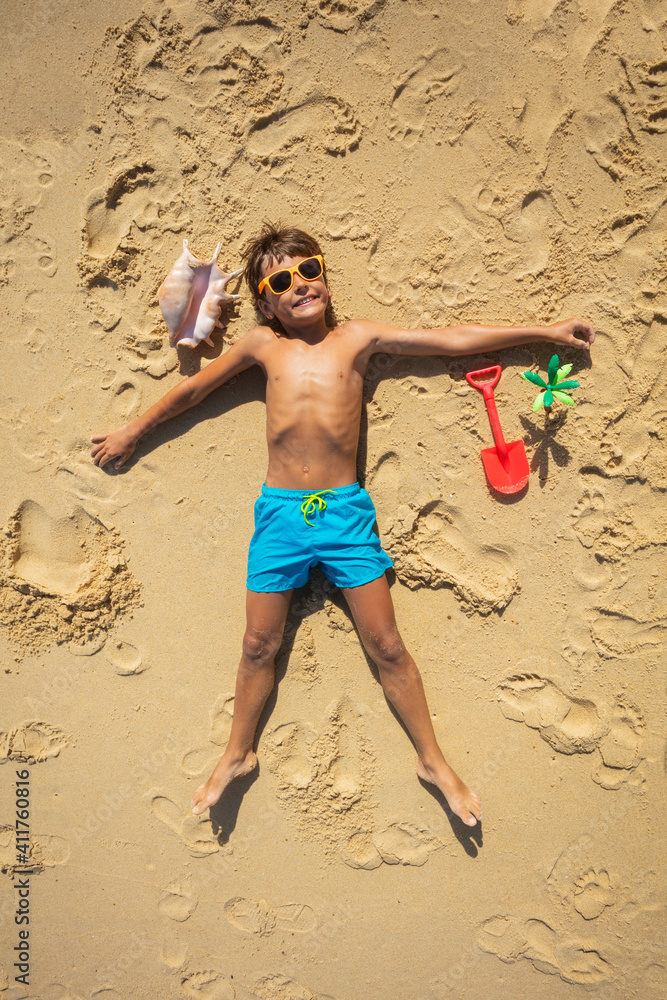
xmin=257 ymin=254 xmax=329 ymax=329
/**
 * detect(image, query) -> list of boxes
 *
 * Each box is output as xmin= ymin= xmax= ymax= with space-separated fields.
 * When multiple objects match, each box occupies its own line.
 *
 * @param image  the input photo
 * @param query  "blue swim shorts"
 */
xmin=246 ymin=482 xmax=393 ymax=592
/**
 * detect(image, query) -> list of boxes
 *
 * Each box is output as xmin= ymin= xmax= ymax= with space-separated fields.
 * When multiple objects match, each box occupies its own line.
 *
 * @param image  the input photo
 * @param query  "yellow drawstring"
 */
xmin=301 ymin=490 xmax=336 ymax=526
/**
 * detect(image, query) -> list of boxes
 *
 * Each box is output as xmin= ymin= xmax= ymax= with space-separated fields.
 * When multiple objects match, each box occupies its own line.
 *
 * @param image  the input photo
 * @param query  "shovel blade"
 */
xmin=480 ymin=439 xmax=530 ymax=494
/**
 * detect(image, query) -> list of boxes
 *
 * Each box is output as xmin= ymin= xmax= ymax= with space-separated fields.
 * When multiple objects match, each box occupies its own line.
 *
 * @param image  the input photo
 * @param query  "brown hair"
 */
xmin=241 ymin=221 xmax=327 ymax=302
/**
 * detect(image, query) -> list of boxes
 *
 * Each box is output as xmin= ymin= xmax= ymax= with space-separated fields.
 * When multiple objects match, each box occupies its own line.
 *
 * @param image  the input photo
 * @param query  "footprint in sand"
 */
xmin=84 ymin=274 xmax=123 ymax=333
xmin=181 ymin=969 xmax=235 ymax=1000
xmin=26 ymin=833 xmax=70 ymax=869
xmin=364 ymin=232 xmax=404 ymax=306
xmin=341 ymin=821 xmax=441 ymax=869
xmin=373 ymin=822 xmax=442 ymax=866
xmin=264 ymin=698 xmax=376 ymax=851
xmin=184 ymin=46 xmax=279 ymax=111
xmin=366 ymin=267 xmax=400 ymax=307
xmin=119 ymin=14 xmax=283 ymax=114
xmin=0 ymin=826 xmax=69 ymax=874
xmin=0 ymin=500 xmax=140 ymax=652
xmin=497 ymin=673 xmax=646 ymax=788
xmin=57 ymin=445 xmax=159 ymax=510
xmin=224 ymin=897 xmax=315 ymax=937
xmin=56 ymin=456 xmax=124 ymax=508
xmin=593 ymin=697 xmax=645 ymax=790
xmin=34 ymin=236 xmax=57 ymax=277
xmin=570 ymin=486 xmax=607 ymax=549
xmin=105 ymin=379 xmax=141 ymax=423
xmin=590 ymin=611 xmax=666 ymax=660
xmin=338 ymin=829 xmax=383 ymax=870
xmin=573 ymin=869 xmax=616 ymax=920
xmin=34 ymin=153 xmax=53 ymax=188
xmin=267 ymin=703 xmax=443 ymax=867
xmin=264 ymin=720 xmax=319 ymax=792
xmin=23 ymin=326 xmax=49 ymax=354
xmin=162 ymin=930 xmax=188 ymax=971
xmin=0 ymin=138 xmax=53 ymax=237
xmin=314 ymin=0 xmax=387 ymax=31
xmin=9 ymin=500 xmax=92 ymax=594
xmin=158 ymin=875 xmax=198 ymax=922
xmin=103 ymin=638 xmax=147 ymax=676
xmin=387 ymin=47 xmax=462 ymax=147
xmin=246 ymin=92 xmax=361 ymax=162
xmin=367 ymin=452 xmax=401 ymax=504
xmin=83 ymin=163 xmax=156 ymax=259
xmin=326 ymin=699 xmax=370 ymax=813
xmin=0 ymin=720 xmax=70 ymax=763
xmin=252 ymin=974 xmax=331 ymax=1000
xmin=494 ymin=189 xmax=552 ymax=274
xmin=580 ymin=99 xmax=630 ymax=183
xmin=180 ymin=695 xmax=234 ymax=776
xmin=385 ymin=500 xmax=519 ymax=615
xmin=636 ymin=58 xmax=667 ymax=134
xmin=496 ymin=673 xmax=608 ymax=754
xmin=478 ymin=915 xmax=614 ymax=985
xmin=547 ymin=841 xmax=618 ymax=914
xmin=150 ymin=793 xmax=220 ymax=858
xmin=592 ymin=318 xmax=667 ymax=486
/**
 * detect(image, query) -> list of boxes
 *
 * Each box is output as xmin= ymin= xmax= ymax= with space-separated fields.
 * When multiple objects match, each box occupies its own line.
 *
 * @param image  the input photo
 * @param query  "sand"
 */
xmin=1 ymin=0 xmax=666 ymax=997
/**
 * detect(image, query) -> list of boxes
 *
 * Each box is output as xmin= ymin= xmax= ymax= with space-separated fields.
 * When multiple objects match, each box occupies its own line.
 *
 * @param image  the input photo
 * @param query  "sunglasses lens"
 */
xmin=298 ymin=258 xmax=322 ymax=279
xmin=268 ymin=270 xmax=292 ymax=293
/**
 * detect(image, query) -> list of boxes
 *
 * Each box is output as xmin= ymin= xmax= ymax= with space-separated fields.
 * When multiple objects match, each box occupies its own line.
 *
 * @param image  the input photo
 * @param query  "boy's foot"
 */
xmin=417 ymin=757 xmax=481 ymax=827
xmin=192 ymin=750 xmax=258 ymax=815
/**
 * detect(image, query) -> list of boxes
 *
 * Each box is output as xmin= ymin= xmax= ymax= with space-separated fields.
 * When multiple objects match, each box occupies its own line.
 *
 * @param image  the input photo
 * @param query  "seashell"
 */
xmin=158 ymin=240 xmax=242 ymax=348
xmin=157 ymin=239 xmax=200 ymax=340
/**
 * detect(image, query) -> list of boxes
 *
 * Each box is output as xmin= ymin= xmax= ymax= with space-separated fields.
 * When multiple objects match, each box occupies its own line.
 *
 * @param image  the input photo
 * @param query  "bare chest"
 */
xmin=263 ymin=338 xmax=364 ymax=406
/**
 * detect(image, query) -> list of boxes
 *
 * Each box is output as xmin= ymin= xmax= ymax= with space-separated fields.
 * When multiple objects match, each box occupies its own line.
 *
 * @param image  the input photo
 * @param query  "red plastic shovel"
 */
xmin=465 ymin=365 xmax=529 ymax=494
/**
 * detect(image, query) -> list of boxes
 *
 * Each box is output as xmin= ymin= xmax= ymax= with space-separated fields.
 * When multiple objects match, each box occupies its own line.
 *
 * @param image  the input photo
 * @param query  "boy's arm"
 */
xmin=90 ymin=327 xmax=268 ymax=469
xmin=355 ymin=316 xmax=595 ymax=358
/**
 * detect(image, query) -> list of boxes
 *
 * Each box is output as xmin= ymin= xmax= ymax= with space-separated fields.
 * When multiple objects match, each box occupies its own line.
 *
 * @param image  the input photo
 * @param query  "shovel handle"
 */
xmin=465 ymin=365 xmax=502 ymax=395
xmin=466 ymin=365 xmax=509 ymax=464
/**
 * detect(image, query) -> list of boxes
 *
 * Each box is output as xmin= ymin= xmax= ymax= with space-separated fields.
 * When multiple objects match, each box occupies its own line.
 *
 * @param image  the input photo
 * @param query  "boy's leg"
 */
xmin=340 ymin=574 xmax=481 ymax=827
xmin=192 ymin=587 xmax=293 ymax=815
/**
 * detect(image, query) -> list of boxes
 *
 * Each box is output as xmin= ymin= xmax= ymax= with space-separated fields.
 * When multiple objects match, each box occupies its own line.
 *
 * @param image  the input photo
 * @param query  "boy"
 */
xmin=91 ymin=223 xmax=594 ymax=828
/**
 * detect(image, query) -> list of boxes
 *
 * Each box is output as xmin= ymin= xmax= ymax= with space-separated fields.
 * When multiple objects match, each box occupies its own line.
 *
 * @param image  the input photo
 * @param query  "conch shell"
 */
xmin=158 ymin=240 xmax=242 ymax=348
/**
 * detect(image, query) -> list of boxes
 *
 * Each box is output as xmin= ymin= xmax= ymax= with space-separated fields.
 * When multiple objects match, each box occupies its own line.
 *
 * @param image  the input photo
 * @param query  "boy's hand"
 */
xmin=90 ymin=427 xmax=138 ymax=469
xmin=547 ymin=317 xmax=595 ymax=349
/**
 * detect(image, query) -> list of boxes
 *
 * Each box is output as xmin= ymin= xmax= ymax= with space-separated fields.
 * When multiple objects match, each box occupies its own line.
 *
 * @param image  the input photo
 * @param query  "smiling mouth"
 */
xmin=294 ymin=296 xmax=317 ymax=307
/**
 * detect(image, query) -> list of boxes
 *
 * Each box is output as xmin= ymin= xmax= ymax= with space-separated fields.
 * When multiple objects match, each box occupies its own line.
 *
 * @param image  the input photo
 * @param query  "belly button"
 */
xmin=303 ymin=466 xmax=309 ymax=473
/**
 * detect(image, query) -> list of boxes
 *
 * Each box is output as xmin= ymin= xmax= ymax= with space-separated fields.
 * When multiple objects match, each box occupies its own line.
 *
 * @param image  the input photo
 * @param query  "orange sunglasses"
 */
xmin=258 ymin=255 xmax=325 ymax=296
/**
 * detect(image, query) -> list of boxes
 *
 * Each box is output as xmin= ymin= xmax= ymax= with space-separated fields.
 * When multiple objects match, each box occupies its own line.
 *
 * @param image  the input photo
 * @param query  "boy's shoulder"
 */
xmin=238 ymin=320 xmax=373 ymax=344
xmin=333 ymin=317 xmax=376 ymax=340
xmin=235 ymin=323 xmax=280 ymax=354
xmin=334 ymin=318 xmax=398 ymax=353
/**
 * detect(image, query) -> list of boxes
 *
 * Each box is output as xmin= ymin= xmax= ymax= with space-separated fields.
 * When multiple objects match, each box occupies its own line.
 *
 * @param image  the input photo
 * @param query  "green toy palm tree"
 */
xmin=520 ymin=354 xmax=580 ymax=411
